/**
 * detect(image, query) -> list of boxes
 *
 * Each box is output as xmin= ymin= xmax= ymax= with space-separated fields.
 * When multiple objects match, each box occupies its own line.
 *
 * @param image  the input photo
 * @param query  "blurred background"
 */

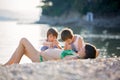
xmin=0 ymin=0 xmax=120 ymax=64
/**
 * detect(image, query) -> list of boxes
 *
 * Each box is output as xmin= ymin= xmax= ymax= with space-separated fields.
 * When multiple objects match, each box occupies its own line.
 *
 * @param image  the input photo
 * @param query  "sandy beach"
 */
xmin=0 ymin=57 xmax=120 ymax=80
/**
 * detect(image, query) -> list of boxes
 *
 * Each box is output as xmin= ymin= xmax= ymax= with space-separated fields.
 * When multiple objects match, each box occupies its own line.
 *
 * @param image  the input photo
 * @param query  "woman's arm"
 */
xmin=63 ymin=55 xmax=79 ymax=60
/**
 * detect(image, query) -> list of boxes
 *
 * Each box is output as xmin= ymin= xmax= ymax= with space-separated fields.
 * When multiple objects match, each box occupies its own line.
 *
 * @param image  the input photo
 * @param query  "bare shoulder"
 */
xmin=78 ymin=36 xmax=84 ymax=42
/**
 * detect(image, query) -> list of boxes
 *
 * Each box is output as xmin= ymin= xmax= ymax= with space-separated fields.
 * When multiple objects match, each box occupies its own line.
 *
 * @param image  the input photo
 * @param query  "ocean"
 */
xmin=0 ymin=21 xmax=50 ymax=64
xmin=0 ymin=20 xmax=120 ymax=64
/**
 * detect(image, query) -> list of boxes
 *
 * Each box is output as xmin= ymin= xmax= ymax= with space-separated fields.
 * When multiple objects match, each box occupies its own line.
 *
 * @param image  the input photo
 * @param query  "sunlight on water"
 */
xmin=82 ymin=34 xmax=120 ymax=39
xmin=0 ymin=21 xmax=50 ymax=64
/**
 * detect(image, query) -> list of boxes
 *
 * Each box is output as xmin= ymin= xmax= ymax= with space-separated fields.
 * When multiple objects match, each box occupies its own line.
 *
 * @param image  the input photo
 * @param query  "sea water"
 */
xmin=0 ymin=21 xmax=120 ymax=64
xmin=0 ymin=21 xmax=50 ymax=64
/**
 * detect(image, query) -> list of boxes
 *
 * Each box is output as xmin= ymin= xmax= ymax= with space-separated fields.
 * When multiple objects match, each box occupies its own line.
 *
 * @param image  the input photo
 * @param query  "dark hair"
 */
xmin=84 ymin=43 xmax=96 ymax=59
xmin=61 ymin=28 xmax=73 ymax=41
xmin=47 ymin=28 xmax=58 ymax=38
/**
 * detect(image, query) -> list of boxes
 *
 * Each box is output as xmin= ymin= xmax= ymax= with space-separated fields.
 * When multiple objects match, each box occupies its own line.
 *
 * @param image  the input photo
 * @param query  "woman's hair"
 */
xmin=84 ymin=43 xmax=96 ymax=59
xmin=61 ymin=28 xmax=73 ymax=41
xmin=47 ymin=28 xmax=58 ymax=38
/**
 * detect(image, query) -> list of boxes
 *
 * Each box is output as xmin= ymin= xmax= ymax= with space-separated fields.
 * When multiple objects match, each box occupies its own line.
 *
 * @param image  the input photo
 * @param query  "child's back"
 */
xmin=71 ymin=35 xmax=85 ymax=53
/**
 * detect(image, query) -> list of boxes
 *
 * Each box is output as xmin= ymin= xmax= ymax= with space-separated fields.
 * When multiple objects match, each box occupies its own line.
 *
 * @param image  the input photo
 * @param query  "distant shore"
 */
xmin=36 ymin=15 xmax=120 ymax=28
xmin=0 ymin=57 xmax=120 ymax=80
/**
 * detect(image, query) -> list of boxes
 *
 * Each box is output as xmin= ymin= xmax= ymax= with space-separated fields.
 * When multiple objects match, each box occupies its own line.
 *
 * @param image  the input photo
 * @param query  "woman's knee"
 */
xmin=20 ymin=38 xmax=28 ymax=44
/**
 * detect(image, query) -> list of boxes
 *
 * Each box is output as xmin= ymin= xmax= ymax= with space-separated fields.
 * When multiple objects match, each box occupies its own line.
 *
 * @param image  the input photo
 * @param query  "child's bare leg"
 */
xmin=4 ymin=38 xmax=40 ymax=65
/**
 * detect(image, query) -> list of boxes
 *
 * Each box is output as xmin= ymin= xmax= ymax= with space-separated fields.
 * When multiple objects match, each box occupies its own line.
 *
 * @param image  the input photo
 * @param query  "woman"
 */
xmin=4 ymin=38 xmax=99 ymax=65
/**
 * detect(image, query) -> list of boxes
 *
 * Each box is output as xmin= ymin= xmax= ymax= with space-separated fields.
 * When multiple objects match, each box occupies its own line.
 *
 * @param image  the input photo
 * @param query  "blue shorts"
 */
xmin=40 ymin=46 xmax=58 ymax=51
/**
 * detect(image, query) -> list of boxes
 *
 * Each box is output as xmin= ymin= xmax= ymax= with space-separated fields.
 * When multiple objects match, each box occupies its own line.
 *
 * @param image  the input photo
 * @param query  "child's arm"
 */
xmin=76 ymin=37 xmax=86 ymax=58
xmin=56 ymin=43 xmax=62 ymax=49
xmin=53 ymin=40 xmax=62 ymax=49
xmin=77 ymin=37 xmax=85 ymax=51
xmin=64 ymin=42 xmax=72 ymax=50
xmin=43 ymin=41 xmax=52 ymax=47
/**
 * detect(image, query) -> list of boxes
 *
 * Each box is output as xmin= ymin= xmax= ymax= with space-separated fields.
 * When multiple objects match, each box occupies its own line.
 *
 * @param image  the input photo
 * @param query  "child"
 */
xmin=61 ymin=28 xmax=99 ymax=58
xmin=41 ymin=28 xmax=62 ymax=51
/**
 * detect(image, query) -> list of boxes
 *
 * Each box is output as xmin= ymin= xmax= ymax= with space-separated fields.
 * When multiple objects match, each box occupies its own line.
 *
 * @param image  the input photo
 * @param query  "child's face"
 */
xmin=48 ymin=34 xmax=56 ymax=42
xmin=65 ymin=39 xmax=72 ymax=44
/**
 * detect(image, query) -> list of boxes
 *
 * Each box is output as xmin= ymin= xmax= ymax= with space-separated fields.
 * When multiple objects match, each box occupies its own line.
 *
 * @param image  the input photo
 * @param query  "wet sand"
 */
xmin=0 ymin=57 xmax=120 ymax=80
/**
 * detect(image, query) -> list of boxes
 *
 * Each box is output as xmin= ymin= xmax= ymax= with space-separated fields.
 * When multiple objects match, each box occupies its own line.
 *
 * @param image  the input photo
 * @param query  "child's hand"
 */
xmin=49 ymin=42 xmax=54 ymax=48
xmin=52 ymin=40 xmax=59 ymax=46
xmin=65 ymin=42 xmax=72 ymax=50
xmin=67 ymin=44 xmax=72 ymax=49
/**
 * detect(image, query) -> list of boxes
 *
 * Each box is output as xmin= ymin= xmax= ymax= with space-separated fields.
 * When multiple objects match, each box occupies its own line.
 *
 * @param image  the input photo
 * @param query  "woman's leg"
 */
xmin=5 ymin=38 xmax=40 ymax=65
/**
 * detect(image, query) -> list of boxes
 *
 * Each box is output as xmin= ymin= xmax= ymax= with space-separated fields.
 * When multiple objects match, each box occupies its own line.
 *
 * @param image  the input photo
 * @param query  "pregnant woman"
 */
xmin=4 ymin=38 xmax=99 ymax=65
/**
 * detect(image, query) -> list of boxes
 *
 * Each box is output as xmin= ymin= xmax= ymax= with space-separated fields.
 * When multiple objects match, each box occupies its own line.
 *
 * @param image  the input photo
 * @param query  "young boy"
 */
xmin=61 ymin=28 xmax=99 ymax=58
xmin=41 ymin=28 xmax=62 ymax=51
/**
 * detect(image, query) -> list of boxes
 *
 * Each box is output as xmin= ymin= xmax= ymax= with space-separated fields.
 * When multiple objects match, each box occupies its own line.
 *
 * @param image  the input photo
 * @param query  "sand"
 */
xmin=0 ymin=57 xmax=120 ymax=80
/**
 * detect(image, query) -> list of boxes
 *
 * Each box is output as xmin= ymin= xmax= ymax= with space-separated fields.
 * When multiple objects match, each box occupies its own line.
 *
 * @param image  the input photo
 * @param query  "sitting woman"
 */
xmin=4 ymin=38 xmax=99 ymax=65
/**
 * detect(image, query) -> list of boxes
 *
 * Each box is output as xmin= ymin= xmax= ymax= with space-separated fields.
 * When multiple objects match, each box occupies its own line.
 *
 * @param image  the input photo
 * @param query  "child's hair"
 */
xmin=84 ymin=43 xmax=97 ymax=59
xmin=47 ymin=28 xmax=58 ymax=38
xmin=61 ymin=28 xmax=73 ymax=41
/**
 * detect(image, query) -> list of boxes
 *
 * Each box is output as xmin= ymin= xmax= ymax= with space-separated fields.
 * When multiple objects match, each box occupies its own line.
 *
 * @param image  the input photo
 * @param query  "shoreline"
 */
xmin=0 ymin=57 xmax=120 ymax=80
xmin=36 ymin=15 xmax=120 ymax=28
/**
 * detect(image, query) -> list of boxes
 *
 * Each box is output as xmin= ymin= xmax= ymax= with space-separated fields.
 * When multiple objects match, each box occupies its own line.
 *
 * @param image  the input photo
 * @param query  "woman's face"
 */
xmin=48 ymin=34 xmax=56 ymax=42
